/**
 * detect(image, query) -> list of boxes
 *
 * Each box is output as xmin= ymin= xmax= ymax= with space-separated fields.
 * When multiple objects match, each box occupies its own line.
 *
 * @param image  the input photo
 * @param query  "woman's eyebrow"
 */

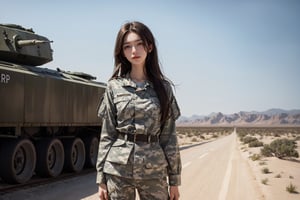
xmin=123 ymin=39 xmax=143 ymax=45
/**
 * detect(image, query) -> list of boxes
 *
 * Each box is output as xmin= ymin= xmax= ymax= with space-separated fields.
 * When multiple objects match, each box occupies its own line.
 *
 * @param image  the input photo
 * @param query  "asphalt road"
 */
xmin=179 ymin=132 xmax=263 ymax=200
xmin=0 ymin=132 xmax=264 ymax=200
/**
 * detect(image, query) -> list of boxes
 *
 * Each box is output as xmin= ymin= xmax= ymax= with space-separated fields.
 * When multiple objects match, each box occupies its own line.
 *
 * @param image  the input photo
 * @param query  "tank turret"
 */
xmin=0 ymin=24 xmax=53 ymax=66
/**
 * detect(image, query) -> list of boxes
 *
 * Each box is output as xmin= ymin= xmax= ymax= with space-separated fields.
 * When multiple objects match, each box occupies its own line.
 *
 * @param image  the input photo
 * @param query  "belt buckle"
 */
xmin=148 ymin=135 xmax=151 ymax=143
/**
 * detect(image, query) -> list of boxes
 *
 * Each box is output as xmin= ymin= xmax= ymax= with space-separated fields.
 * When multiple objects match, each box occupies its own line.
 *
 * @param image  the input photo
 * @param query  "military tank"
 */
xmin=0 ymin=24 xmax=106 ymax=184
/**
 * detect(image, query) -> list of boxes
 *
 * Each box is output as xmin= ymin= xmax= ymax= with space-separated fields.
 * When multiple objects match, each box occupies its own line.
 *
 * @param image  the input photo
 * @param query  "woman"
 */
xmin=96 ymin=21 xmax=181 ymax=200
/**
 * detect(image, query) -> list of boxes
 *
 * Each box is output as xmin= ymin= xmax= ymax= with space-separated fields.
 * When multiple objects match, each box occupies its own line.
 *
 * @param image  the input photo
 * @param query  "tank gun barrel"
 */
xmin=16 ymin=39 xmax=53 ymax=47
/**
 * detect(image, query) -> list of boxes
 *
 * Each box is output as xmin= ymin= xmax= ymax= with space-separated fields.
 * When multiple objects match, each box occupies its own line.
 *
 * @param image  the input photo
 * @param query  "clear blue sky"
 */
xmin=2 ymin=0 xmax=300 ymax=116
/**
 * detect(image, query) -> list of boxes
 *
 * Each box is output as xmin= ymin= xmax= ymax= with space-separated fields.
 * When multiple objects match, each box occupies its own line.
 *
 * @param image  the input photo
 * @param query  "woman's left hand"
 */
xmin=169 ymin=186 xmax=180 ymax=200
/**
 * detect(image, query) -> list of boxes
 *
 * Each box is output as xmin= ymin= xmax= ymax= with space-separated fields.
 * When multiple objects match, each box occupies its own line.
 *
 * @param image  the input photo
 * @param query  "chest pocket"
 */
xmin=113 ymin=94 xmax=132 ymax=116
xmin=147 ymin=96 xmax=161 ymax=121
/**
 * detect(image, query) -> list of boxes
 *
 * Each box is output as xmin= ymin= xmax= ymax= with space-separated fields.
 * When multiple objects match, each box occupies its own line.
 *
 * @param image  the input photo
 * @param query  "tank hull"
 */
xmin=0 ymin=63 xmax=105 ymax=129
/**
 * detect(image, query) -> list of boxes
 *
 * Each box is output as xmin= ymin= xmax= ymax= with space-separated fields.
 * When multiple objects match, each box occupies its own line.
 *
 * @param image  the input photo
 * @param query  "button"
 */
xmin=145 ymin=163 xmax=152 ymax=169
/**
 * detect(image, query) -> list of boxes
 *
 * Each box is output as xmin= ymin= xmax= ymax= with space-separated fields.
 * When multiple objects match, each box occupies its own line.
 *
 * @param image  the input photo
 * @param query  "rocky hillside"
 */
xmin=177 ymin=109 xmax=300 ymax=126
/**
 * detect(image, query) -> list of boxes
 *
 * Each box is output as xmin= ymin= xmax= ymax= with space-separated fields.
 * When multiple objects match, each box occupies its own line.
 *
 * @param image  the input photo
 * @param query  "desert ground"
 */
xmin=235 ymin=127 xmax=300 ymax=200
xmin=177 ymin=126 xmax=300 ymax=200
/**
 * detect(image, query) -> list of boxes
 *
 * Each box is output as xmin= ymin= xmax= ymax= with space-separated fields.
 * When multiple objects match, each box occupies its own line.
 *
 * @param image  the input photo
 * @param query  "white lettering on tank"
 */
xmin=0 ymin=73 xmax=10 ymax=84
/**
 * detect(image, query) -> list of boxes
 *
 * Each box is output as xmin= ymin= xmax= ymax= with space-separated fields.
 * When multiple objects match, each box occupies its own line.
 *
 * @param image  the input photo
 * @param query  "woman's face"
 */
xmin=122 ymin=32 xmax=149 ymax=68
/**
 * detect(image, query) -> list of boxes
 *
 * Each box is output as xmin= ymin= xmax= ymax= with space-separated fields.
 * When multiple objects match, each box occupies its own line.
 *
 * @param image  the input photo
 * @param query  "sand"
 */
xmin=236 ymin=134 xmax=300 ymax=200
xmin=178 ymin=131 xmax=300 ymax=200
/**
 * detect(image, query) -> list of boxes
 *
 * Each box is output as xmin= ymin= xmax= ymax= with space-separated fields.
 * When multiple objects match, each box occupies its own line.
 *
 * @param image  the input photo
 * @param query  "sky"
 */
xmin=2 ymin=0 xmax=300 ymax=117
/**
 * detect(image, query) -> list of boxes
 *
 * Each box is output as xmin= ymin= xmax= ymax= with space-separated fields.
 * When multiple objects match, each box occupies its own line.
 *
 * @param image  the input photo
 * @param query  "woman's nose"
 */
xmin=131 ymin=45 xmax=137 ymax=53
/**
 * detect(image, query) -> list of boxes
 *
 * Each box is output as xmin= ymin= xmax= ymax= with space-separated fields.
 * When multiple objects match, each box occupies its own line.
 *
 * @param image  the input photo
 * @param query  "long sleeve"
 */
xmin=159 ymin=83 xmax=181 ymax=186
xmin=96 ymin=82 xmax=118 ymax=184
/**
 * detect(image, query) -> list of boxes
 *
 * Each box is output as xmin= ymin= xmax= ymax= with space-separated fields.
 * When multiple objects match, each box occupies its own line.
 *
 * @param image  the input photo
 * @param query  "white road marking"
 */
xmin=182 ymin=161 xmax=192 ymax=169
xmin=198 ymin=152 xmax=208 ymax=159
xmin=183 ymin=152 xmax=209 ymax=169
xmin=218 ymin=145 xmax=234 ymax=200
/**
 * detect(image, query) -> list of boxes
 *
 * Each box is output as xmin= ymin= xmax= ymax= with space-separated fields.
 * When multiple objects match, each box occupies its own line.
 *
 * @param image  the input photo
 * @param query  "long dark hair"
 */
xmin=111 ymin=21 xmax=170 ymax=124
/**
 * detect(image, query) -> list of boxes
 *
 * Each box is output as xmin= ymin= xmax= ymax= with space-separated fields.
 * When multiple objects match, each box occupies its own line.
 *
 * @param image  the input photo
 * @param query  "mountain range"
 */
xmin=177 ymin=109 xmax=300 ymax=126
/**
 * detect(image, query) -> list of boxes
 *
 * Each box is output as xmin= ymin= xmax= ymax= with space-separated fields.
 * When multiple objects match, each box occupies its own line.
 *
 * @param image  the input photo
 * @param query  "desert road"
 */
xmin=179 ymin=132 xmax=263 ymax=200
xmin=0 ymin=132 xmax=264 ymax=200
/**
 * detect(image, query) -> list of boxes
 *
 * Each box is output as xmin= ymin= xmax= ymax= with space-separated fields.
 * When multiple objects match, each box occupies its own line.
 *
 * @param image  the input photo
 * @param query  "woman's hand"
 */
xmin=98 ymin=183 xmax=108 ymax=200
xmin=169 ymin=186 xmax=180 ymax=200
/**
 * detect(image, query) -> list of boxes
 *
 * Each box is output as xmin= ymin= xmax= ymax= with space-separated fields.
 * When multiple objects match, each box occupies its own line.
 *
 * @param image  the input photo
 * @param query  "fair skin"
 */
xmin=122 ymin=32 xmax=149 ymax=82
xmin=98 ymin=183 xmax=108 ymax=200
xmin=98 ymin=32 xmax=180 ymax=200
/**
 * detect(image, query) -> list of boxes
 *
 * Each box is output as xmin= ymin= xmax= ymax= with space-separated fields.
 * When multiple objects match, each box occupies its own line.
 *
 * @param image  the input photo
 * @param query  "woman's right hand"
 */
xmin=98 ymin=183 xmax=108 ymax=200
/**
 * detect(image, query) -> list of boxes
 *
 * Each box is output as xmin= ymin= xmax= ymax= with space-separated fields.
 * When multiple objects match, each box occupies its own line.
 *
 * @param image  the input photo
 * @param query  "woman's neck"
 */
xmin=130 ymin=66 xmax=147 ymax=83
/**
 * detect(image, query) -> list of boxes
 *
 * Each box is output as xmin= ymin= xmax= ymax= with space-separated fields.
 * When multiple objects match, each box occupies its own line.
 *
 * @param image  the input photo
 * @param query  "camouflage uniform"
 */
xmin=96 ymin=74 xmax=181 ymax=199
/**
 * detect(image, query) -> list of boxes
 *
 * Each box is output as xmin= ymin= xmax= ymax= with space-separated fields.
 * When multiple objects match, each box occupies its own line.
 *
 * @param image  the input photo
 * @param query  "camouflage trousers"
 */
xmin=105 ymin=174 xmax=169 ymax=200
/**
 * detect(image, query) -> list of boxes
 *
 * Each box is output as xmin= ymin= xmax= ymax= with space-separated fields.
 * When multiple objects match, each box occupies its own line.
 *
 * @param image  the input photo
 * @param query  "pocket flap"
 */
xmin=106 ymin=141 xmax=133 ymax=164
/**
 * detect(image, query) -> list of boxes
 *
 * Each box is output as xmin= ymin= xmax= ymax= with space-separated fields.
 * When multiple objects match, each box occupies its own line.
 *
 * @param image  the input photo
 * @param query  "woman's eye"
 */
xmin=123 ymin=45 xmax=131 ymax=50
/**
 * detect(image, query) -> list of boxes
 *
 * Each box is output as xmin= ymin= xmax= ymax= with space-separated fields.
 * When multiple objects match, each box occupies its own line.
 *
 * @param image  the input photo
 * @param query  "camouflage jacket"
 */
xmin=96 ymin=75 xmax=181 ymax=186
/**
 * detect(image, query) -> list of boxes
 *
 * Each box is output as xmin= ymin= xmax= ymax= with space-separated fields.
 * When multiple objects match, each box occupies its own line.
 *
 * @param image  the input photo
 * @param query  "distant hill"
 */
xmin=177 ymin=109 xmax=300 ymax=126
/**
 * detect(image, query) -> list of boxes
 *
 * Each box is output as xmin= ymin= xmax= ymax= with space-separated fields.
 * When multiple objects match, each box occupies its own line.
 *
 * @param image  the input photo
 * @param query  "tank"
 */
xmin=0 ymin=24 xmax=106 ymax=184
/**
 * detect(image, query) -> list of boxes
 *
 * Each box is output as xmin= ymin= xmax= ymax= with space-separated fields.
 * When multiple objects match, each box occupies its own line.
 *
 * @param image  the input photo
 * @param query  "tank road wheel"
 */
xmin=0 ymin=139 xmax=36 ymax=184
xmin=83 ymin=136 xmax=99 ymax=167
xmin=63 ymin=138 xmax=85 ymax=172
xmin=35 ymin=138 xmax=64 ymax=177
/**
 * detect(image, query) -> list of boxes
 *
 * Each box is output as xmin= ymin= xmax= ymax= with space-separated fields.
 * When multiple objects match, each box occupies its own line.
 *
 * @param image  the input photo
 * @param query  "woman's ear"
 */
xmin=148 ymin=44 xmax=153 ymax=53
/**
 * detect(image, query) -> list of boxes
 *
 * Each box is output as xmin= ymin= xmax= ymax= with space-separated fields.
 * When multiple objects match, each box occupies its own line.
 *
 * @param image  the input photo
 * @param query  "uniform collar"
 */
xmin=121 ymin=73 xmax=153 ymax=89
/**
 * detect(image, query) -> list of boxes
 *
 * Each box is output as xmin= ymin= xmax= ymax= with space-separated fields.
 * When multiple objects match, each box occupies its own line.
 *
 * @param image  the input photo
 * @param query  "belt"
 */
xmin=118 ymin=133 xmax=159 ymax=143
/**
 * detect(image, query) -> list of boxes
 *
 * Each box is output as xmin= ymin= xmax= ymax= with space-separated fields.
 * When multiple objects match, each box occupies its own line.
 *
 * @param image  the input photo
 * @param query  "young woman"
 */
xmin=96 ymin=21 xmax=181 ymax=200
